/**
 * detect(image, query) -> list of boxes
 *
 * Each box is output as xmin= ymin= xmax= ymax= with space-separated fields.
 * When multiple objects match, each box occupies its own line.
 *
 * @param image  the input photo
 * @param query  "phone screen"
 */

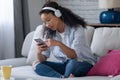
xmin=34 ymin=38 xmax=46 ymax=45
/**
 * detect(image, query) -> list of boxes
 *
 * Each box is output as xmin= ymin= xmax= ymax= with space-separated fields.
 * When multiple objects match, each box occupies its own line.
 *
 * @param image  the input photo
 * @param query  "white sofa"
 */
xmin=0 ymin=26 xmax=120 ymax=80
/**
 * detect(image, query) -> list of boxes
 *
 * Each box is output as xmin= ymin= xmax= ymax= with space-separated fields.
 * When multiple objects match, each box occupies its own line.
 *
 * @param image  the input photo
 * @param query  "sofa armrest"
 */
xmin=0 ymin=57 xmax=29 ymax=68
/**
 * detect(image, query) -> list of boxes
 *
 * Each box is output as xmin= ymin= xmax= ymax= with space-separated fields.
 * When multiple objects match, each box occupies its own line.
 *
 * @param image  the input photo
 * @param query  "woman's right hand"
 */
xmin=36 ymin=43 xmax=48 ymax=62
xmin=37 ymin=43 xmax=49 ymax=53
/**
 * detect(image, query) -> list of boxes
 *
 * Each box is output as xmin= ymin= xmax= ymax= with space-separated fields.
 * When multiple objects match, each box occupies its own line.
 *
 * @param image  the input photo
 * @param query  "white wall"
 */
xmin=27 ymin=0 xmax=102 ymax=31
xmin=27 ymin=0 xmax=120 ymax=31
xmin=53 ymin=0 xmax=104 ymax=24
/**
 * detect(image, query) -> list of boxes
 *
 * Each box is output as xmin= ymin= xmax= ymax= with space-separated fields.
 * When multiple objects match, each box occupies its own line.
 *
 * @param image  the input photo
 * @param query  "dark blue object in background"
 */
xmin=100 ymin=9 xmax=120 ymax=24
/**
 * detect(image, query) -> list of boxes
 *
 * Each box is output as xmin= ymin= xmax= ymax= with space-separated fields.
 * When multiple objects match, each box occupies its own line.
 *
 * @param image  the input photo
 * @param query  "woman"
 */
xmin=32 ymin=1 xmax=96 ymax=78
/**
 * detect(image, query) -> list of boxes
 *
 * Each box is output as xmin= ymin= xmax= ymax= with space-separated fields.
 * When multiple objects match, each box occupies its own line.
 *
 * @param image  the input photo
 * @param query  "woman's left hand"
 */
xmin=46 ymin=38 xmax=60 ymax=47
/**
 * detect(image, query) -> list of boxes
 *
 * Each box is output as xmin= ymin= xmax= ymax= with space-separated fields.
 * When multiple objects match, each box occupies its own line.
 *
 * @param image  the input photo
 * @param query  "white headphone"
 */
xmin=42 ymin=7 xmax=62 ymax=17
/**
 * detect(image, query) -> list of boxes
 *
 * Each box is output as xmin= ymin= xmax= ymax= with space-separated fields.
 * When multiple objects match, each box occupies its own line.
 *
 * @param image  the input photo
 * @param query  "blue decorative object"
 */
xmin=100 ymin=9 xmax=120 ymax=24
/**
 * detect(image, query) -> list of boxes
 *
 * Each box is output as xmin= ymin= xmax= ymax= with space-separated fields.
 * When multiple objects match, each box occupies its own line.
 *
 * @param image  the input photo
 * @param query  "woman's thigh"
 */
xmin=38 ymin=61 xmax=66 ymax=75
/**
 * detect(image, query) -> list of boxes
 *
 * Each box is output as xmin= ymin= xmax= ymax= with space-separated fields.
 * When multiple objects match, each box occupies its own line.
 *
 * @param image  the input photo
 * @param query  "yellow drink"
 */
xmin=1 ymin=65 xmax=12 ymax=79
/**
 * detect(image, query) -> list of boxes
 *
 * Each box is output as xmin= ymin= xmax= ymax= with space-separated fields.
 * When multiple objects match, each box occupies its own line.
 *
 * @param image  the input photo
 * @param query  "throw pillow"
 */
xmin=87 ymin=50 xmax=120 ymax=76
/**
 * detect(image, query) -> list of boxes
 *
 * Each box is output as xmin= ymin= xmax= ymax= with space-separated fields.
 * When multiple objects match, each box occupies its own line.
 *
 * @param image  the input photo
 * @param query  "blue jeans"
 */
xmin=34 ymin=59 xmax=93 ymax=78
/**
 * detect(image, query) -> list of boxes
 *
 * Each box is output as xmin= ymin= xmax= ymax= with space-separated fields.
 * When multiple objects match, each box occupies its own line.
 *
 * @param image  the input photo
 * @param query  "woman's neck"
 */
xmin=57 ymin=20 xmax=65 ymax=33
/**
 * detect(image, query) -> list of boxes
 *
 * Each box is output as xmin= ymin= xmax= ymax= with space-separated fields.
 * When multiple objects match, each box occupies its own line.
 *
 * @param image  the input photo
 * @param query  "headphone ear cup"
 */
xmin=55 ymin=10 xmax=62 ymax=17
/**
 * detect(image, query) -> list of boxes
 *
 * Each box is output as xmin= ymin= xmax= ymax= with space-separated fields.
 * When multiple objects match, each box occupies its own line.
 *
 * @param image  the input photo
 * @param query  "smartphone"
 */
xmin=34 ymin=38 xmax=47 ymax=45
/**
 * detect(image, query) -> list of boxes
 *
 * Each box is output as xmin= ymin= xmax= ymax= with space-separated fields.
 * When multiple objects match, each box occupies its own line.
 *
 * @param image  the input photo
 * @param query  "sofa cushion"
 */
xmin=91 ymin=27 xmax=120 ymax=57
xmin=0 ymin=66 xmax=111 ymax=80
xmin=87 ymin=50 xmax=120 ymax=76
xmin=0 ymin=58 xmax=27 ymax=68
xmin=22 ymin=31 xmax=34 ymax=57
xmin=111 ymin=75 xmax=120 ymax=80
xmin=27 ymin=25 xmax=95 ymax=64
xmin=8 ymin=66 xmax=59 ymax=80
xmin=85 ymin=26 xmax=95 ymax=46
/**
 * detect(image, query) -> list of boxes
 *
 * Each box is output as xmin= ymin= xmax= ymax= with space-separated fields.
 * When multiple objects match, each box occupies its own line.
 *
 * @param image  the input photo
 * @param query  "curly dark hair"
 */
xmin=39 ymin=1 xmax=86 ymax=38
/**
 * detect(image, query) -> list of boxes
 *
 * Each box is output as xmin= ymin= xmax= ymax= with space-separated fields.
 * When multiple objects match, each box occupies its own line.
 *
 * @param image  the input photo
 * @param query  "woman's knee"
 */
xmin=64 ymin=59 xmax=78 ymax=77
xmin=66 ymin=59 xmax=78 ymax=72
xmin=67 ymin=59 xmax=78 ymax=67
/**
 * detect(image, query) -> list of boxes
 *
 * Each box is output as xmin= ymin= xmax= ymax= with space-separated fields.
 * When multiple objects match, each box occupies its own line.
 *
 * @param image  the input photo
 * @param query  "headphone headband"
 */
xmin=42 ymin=7 xmax=56 ymax=12
xmin=42 ymin=7 xmax=62 ymax=17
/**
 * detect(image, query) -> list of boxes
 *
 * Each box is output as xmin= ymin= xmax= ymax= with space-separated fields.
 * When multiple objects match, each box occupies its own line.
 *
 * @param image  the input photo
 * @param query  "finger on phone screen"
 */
xmin=37 ymin=43 xmax=44 ymax=46
xmin=42 ymin=45 xmax=47 ymax=48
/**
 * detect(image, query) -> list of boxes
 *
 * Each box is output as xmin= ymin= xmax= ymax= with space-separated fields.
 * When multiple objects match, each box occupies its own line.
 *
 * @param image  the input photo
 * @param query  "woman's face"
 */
xmin=41 ymin=13 xmax=60 ymax=30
